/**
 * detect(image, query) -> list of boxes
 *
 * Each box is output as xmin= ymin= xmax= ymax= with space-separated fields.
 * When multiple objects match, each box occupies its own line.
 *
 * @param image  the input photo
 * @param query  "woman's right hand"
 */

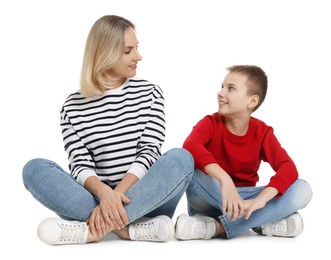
xmin=96 ymin=187 xmax=130 ymax=230
xmin=88 ymin=188 xmax=130 ymax=237
xmin=88 ymin=204 xmax=109 ymax=237
xmin=84 ymin=176 xmax=130 ymax=237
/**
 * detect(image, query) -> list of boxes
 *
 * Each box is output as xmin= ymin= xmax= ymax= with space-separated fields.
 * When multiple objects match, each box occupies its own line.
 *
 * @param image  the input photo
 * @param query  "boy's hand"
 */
xmin=243 ymin=186 xmax=278 ymax=219
xmin=220 ymin=174 xmax=245 ymax=221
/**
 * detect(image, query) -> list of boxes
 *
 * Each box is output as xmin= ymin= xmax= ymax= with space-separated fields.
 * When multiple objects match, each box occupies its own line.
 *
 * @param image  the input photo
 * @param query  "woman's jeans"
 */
xmin=186 ymin=169 xmax=313 ymax=239
xmin=22 ymin=148 xmax=194 ymax=223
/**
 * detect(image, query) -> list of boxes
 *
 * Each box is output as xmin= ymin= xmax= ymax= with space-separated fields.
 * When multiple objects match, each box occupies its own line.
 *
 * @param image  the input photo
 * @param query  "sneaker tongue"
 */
xmin=61 ymin=225 xmax=86 ymax=242
xmin=193 ymin=225 xmax=207 ymax=237
xmin=137 ymin=225 xmax=156 ymax=239
xmin=264 ymin=220 xmax=287 ymax=236
xmin=132 ymin=222 xmax=157 ymax=240
xmin=272 ymin=221 xmax=287 ymax=234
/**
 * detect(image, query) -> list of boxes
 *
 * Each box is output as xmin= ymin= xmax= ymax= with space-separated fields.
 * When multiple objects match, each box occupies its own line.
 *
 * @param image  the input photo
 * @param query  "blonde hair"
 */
xmin=80 ymin=15 xmax=135 ymax=97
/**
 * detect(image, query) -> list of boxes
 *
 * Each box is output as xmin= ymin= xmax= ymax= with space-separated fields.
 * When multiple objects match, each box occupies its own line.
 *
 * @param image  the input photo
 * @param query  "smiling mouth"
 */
xmin=218 ymin=100 xmax=228 ymax=105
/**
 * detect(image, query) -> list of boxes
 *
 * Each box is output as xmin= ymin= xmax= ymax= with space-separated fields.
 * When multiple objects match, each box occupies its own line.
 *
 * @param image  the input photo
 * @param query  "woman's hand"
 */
xmin=98 ymin=187 xmax=130 ymax=229
xmin=87 ymin=205 xmax=109 ymax=237
xmin=88 ymin=188 xmax=130 ymax=237
xmin=84 ymin=176 xmax=131 ymax=237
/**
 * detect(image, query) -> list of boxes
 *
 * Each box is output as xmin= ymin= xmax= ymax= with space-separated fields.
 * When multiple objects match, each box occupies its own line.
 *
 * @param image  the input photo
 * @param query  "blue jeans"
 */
xmin=22 ymin=148 xmax=194 ymax=223
xmin=186 ymin=169 xmax=313 ymax=239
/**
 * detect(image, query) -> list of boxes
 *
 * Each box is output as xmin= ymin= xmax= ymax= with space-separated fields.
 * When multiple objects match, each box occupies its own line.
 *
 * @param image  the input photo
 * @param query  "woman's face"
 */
xmin=106 ymin=27 xmax=142 ymax=85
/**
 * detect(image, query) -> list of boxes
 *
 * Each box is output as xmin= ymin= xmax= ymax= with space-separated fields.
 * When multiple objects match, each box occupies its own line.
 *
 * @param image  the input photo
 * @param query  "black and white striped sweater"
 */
xmin=60 ymin=78 xmax=165 ymax=187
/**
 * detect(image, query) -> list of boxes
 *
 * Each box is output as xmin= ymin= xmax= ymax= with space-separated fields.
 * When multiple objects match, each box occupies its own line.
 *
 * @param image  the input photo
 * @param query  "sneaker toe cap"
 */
xmin=37 ymin=218 xmax=62 ymax=245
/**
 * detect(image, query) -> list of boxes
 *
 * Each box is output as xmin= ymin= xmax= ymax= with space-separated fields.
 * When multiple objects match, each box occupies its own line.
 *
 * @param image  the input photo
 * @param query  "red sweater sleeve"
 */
xmin=183 ymin=115 xmax=219 ymax=170
xmin=261 ymin=128 xmax=298 ymax=195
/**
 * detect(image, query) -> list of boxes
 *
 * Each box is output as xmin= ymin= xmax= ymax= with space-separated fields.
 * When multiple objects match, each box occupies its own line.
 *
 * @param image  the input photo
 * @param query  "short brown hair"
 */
xmin=227 ymin=65 xmax=268 ymax=111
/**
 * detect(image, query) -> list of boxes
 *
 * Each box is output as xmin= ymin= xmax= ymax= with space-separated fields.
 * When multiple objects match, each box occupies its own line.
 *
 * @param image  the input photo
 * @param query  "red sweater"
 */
xmin=183 ymin=113 xmax=298 ymax=195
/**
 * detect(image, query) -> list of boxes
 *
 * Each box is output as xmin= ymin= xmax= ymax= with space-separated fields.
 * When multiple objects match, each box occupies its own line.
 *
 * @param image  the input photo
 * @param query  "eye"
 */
xmin=227 ymin=85 xmax=236 ymax=92
xmin=124 ymin=45 xmax=139 ymax=55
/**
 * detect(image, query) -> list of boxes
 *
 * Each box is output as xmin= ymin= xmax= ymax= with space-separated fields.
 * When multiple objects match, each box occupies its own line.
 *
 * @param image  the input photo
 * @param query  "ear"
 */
xmin=248 ymin=95 xmax=259 ymax=109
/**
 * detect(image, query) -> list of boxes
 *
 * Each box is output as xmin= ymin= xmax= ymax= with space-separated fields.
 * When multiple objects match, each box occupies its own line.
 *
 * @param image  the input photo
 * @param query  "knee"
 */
xmin=166 ymin=147 xmax=193 ymax=162
xmin=22 ymin=158 xmax=51 ymax=187
xmin=165 ymin=148 xmax=194 ymax=172
xmin=290 ymin=179 xmax=313 ymax=209
xmin=298 ymin=179 xmax=313 ymax=205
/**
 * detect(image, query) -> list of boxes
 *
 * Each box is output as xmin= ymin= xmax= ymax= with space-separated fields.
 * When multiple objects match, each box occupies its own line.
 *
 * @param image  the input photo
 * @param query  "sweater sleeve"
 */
xmin=183 ymin=115 xmax=218 ymax=171
xmin=60 ymin=107 xmax=98 ymax=186
xmin=261 ymin=128 xmax=298 ymax=195
xmin=127 ymin=84 xmax=165 ymax=179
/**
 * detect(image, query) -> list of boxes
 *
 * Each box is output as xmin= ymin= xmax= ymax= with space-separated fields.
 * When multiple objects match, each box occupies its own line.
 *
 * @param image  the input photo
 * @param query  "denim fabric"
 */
xmin=186 ymin=169 xmax=313 ymax=239
xmin=22 ymin=148 xmax=194 ymax=223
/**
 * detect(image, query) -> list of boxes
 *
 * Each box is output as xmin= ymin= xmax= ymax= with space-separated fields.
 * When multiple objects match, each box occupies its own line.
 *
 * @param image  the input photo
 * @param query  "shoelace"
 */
xmin=59 ymin=223 xmax=86 ymax=243
xmin=134 ymin=221 xmax=158 ymax=240
xmin=192 ymin=222 xmax=207 ymax=238
xmin=269 ymin=220 xmax=286 ymax=234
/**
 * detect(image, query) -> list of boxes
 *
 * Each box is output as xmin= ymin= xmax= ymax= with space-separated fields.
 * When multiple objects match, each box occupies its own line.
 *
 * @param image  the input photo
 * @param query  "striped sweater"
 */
xmin=60 ymin=77 xmax=165 ymax=187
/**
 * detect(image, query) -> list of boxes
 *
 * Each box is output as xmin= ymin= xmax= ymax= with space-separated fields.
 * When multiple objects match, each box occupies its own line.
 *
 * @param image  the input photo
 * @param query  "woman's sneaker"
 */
xmin=253 ymin=212 xmax=304 ymax=237
xmin=128 ymin=215 xmax=174 ymax=242
xmin=37 ymin=217 xmax=88 ymax=245
xmin=174 ymin=214 xmax=216 ymax=240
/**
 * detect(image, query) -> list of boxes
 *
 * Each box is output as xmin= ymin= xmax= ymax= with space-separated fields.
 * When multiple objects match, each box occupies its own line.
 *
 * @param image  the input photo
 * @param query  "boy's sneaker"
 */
xmin=175 ymin=214 xmax=216 ymax=240
xmin=253 ymin=212 xmax=304 ymax=237
xmin=129 ymin=215 xmax=174 ymax=242
xmin=37 ymin=217 xmax=88 ymax=245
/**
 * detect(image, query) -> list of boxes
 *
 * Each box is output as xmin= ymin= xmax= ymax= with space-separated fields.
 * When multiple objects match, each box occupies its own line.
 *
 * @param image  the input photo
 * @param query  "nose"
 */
xmin=217 ymin=89 xmax=224 ymax=97
xmin=134 ymin=49 xmax=142 ymax=61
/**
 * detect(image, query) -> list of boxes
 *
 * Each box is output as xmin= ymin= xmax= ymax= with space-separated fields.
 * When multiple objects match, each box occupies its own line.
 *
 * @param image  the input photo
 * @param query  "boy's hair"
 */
xmin=227 ymin=65 xmax=268 ymax=111
xmin=80 ymin=15 xmax=135 ymax=97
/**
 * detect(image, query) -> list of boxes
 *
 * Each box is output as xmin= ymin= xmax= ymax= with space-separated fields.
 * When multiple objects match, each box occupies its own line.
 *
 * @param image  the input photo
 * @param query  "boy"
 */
xmin=175 ymin=65 xmax=312 ymax=240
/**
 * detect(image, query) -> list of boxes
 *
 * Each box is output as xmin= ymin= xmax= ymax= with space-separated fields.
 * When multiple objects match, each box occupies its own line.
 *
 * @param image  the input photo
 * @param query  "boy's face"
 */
xmin=217 ymin=72 xmax=255 ymax=117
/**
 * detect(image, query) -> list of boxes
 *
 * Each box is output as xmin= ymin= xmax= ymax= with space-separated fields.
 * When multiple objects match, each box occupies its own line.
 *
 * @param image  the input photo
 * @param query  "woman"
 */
xmin=22 ymin=15 xmax=193 ymax=245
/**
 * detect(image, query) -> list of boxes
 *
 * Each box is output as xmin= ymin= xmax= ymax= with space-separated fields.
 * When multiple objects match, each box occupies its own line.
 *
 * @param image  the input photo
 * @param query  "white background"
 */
xmin=1 ymin=0 xmax=329 ymax=258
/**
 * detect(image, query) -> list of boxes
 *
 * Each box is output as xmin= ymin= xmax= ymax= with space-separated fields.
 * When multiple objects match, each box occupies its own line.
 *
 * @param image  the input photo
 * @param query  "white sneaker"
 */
xmin=175 ymin=214 xmax=216 ymax=240
xmin=256 ymin=212 xmax=304 ymax=237
xmin=129 ymin=215 xmax=174 ymax=242
xmin=37 ymin=217 xmax=88 ymax=245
